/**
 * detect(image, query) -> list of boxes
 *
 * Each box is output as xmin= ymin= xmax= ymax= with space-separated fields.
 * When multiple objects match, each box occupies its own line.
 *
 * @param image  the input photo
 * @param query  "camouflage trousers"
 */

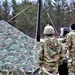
xmin=38 ymin=64 xmax=58 ymax=75
xmin=68 ymin=57 xmax=75 ymax=75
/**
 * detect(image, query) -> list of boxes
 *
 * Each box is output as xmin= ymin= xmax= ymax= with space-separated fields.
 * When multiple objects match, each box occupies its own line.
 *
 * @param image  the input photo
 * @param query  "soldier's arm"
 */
xmin=65 ymin=34 xmax=72 ymax=50
xmin=60 ymin=34 xmax=71 ymax=60
xmin=37 ymin=42 xmax=44 ymax=67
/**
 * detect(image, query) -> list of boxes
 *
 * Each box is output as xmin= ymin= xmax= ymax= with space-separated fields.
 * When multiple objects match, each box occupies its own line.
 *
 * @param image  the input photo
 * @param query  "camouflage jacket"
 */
xmin=37 ymin=37 xmax=61 ymax=68
xmin=64 ymin=30 xmax=75 ymax=57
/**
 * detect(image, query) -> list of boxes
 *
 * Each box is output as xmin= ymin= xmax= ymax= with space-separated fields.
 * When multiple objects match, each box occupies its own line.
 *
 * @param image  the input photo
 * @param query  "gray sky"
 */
xmin=0 ymin=0 xmax=71 ymax=3
xmin=0 ymin=0 xmax=72 ymax=5
xmin=0 ymin=0 xmax=37 ymax=3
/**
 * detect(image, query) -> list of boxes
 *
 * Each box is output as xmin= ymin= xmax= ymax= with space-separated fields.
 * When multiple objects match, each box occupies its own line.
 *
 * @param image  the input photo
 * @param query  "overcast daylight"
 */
xmin=0 ymin=0 xmax=72 ymax=4
xmin=0 ymin=0 xmax=37 ymax=3
xmin=0 ymin=0 xmax=75 ymax=75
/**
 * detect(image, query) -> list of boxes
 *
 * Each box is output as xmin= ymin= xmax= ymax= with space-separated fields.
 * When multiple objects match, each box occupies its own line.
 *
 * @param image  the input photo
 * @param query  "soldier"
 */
xmin=63 ymin=23 xmax=75 ymax=75
xmin=37 ymin=24 xmax=61 ymax=75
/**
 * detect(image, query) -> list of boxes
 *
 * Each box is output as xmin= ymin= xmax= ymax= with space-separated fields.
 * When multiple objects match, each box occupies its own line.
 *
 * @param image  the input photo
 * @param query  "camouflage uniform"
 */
xmin=37 ymin=24 xmax=62 ymax=75
xmin=64 ymin=30 xmax=75 ymax=75
xmin=37 ymin=36 xmax=61 ymax=75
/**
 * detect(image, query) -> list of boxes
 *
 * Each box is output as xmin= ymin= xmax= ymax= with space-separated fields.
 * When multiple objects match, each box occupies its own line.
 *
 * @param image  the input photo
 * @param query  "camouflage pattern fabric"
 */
xmin=57 ymin=37 xmax=70 ymax=65
xmin=58 ymin=42 xmax=68 ymax=65
xmin=0 ymin=20 xmax=38 ymax=74
xmin=37 ymin=36 xmax=61 ymax=75
xmin=64 ymin=30 xmax=75 ymax=75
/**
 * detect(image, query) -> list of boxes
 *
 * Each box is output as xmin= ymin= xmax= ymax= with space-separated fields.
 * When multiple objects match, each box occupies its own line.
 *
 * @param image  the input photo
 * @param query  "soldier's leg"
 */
xmin=58 ymin=60 xmax=68 ymax=75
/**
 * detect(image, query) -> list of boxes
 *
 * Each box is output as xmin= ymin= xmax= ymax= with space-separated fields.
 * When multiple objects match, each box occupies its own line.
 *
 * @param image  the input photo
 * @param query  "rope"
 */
xmin=7 ymin=4 xmax=33 ymax=22
xmin=43 ymin=3 xmax=60 ymax=38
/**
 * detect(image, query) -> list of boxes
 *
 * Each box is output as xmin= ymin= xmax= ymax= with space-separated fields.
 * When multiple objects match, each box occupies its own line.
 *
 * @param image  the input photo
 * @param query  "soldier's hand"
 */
xmin=63 ymin=59 xmax=68 ymax=64
xmin=51 ymin=58 xmax=58 ymax=62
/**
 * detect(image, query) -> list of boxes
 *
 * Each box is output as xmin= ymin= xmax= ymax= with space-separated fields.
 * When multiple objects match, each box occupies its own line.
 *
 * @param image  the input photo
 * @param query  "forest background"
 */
xmin=0 ymin=0 xmax=75 ymax=38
